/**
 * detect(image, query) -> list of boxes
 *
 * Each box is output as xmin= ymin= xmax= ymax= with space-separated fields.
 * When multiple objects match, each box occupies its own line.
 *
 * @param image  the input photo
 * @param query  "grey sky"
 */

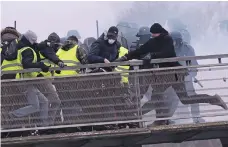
xmin=1 ymin=1 xmax=132 ymax=41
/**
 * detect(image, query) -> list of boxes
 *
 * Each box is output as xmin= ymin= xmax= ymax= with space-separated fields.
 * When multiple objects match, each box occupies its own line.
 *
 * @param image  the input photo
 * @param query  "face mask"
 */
xmin=108 ymin=39 xmax=115 ymax=44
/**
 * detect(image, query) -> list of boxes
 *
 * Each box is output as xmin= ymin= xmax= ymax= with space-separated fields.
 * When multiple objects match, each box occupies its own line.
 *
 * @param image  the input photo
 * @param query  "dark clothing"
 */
xmin=48 ymin=32 xmax=60 ymax=43
xmin=140 ymin=69 xmax=223 ymax=118
xmin=1 ymin=36 xmax=40 ymax=80
xmin=88 ymin=33 xmax=121 ymax=63
xmin=37 ymin=40 xmax=61 ymax=65
xmin=125 ymin=31 xmax=181 ymax=68
xmin=17 ymin=36 xmax=41 ymax=69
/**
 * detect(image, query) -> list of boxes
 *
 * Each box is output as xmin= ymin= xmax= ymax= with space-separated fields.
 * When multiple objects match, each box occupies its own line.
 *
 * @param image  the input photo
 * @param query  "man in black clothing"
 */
xmin=37 ymin=32 xmax=65 ymax=70
xmin=88 ymin=26 xmax=121 ymax=64
xmin=116 ymin=23 xmax=228 ymax=125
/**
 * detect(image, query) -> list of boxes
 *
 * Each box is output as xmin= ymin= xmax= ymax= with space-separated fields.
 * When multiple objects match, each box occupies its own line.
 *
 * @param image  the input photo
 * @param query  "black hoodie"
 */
xmin=125 ymin=29 xmax=181 ymax=68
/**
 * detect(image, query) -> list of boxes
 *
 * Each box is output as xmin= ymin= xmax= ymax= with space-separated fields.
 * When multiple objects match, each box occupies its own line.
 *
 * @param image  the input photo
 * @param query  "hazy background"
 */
xmin=1 ymin=1 xmax=132 ymax=41
xmin=1 ymin=1 xmax=228 ymax=147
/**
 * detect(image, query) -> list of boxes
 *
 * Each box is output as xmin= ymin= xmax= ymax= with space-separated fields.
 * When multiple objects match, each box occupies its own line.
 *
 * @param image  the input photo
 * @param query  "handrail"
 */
xmin=1 ymin=54 xmax=228 ymax=75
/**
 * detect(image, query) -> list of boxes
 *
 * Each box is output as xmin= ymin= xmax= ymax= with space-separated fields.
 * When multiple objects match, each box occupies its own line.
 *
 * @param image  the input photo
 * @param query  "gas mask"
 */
xmin=108 ymin=39 xmax=115 ymax=44
xmin=62 ymin=40 xmax=77 ymax=50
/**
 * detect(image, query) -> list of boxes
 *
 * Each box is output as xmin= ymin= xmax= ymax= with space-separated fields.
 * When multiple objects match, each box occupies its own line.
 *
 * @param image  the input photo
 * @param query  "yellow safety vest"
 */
xmin=54 ymin=45 xmax=80 ymax=76
xmin=1 ymin=47 xmax=38 ymax=79
xmin=39 ymin=52 xmax=54 ymax=77
xmin=16 ymin=47 xmax=38 ymax=79
xmin=115 ymin=47 xmax=130 ymax=84
xmin=1 ymin=39 xmax=22 ymax=74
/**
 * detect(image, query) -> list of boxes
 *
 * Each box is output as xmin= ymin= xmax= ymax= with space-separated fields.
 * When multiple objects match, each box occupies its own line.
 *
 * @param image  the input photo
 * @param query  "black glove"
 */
xmin=39 ymin=62 xmax=50 ymax=72
xmin=57 ymin=61 xmax=65 ymax=68
xmin=115 ymin=56 xmax=127 ymax=62
xmin=142 ymin=59 xmax=151 ymax=65
xmin=55 ymin=70 xmax=61 ymax=74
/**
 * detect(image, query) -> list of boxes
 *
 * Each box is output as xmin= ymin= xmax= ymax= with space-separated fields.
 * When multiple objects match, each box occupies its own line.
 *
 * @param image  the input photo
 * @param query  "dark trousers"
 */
xmin=140 ymin=69 xmax=219 ymax=118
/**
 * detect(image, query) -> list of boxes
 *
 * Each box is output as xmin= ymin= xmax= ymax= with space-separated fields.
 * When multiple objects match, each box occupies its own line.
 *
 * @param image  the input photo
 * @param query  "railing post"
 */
xmin=133 ymin=65 xmax=143 ymax=127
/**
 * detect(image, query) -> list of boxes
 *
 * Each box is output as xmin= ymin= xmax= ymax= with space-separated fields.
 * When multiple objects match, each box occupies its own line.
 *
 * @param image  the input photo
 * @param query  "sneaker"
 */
xmin=212 ymin=94 xmax=228 ymax=110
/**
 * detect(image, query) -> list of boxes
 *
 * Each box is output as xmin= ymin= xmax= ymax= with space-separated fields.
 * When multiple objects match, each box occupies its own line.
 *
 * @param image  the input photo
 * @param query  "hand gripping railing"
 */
xmin=1 ymin=54 xmax=228 ymax=132
xmin=2 ymin=54 xmax=228 ymax=76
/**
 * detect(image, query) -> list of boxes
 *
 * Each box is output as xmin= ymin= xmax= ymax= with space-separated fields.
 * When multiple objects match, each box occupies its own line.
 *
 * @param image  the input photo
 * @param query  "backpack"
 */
xmin=1 ymin=39 xmax=18 ymax=61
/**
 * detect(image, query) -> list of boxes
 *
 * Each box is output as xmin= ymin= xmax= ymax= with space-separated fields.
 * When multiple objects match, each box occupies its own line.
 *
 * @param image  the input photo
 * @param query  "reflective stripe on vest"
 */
xmin=115 ymin=47 xmax=130 ymax=84
xmin=39 ymin=52 xmax=54 ymax=77
xmin=1 ymin=39 xmax=23 ymax=75
xmin=16 ymin=47 xmax=38 ymax=79
xmin=54 ymin=45 xmax=80 ymax=76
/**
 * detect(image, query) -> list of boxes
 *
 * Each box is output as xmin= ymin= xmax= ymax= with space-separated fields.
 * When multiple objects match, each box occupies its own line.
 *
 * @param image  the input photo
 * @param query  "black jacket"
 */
xmin=125 ymin=30 xmax=181 ymax=68
xmin=37 ymin=40 xmax=61 ymax=65
xmin=88 ymin=33 xmax=121 ymax=63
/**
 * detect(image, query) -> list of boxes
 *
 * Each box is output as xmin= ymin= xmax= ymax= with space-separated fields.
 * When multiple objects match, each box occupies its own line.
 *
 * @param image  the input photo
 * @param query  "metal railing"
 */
xmin=1 ymin=54 xmax=228 ymax=132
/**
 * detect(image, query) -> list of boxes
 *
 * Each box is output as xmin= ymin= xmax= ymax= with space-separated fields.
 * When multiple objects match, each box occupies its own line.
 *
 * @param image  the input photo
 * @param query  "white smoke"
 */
xmin=117 ymin=1 xmax=228 ymax=56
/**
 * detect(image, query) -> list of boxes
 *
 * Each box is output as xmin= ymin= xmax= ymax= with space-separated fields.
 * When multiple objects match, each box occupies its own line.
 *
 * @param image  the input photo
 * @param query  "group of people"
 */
xmin=1 ymin=22 xmax=228 ymax=135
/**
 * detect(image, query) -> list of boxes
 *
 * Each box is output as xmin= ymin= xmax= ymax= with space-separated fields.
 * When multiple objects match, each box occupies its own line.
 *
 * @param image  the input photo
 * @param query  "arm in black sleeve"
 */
xmin=151 ymin=37 xmax=176 ymax=59
xmin=87 ymin=41 xmax=105 ymax=63
xmin=125 ymin=39 xmax=152 ymax=60
xmin=21 ymin=49 xmax=41 ymax=69
xmin=38 ymin=42 xmax=62 ymax=64
xmin=41 ymin=47 xmax=61 ymax=64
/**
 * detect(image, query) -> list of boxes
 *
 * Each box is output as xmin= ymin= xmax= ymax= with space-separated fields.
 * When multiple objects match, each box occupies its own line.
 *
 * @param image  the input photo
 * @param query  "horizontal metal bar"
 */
xmin=1 ymin=119 xmax=144 ymax=133
xmin=1 ymin=54 xmax=228 ymax=75
xmin=2 ymin=62 xmax=228 ymax=83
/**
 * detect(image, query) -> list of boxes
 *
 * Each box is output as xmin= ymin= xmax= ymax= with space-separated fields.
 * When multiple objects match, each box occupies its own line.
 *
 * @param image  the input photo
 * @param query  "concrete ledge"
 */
xmin=2 ymin=121 xmax=228 ymax=147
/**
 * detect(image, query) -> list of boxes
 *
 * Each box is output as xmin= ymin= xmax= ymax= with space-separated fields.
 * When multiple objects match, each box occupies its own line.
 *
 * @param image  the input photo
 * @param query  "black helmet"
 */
xmin=170 ymin=31 xmax=183 ymax=48
xmin=136 ymin=26 xmax=150 ymax=37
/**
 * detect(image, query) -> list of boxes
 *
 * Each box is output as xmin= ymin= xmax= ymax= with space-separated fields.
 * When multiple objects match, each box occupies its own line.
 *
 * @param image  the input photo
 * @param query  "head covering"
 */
xmin=67 ymin=35 xmax=78 ymax=42
xmin=170 ymin=31 xmax=182 ymax=40
xmin=136 ymin=26 xmax=150 ymax=37
xmin=1 ymin=27 xmax=20 ymax=42
xmin=67 ymin=30 xmax=81 ymax=39
xmin=150 ymin=23 xmax=166 ymax=34
xmin=107 ymin=26 xmax=118 ymax=38
xmin=48 ymin=32 xmax=60 ymax=43
xmin=24 ymin=30 xmax=37 ymax=45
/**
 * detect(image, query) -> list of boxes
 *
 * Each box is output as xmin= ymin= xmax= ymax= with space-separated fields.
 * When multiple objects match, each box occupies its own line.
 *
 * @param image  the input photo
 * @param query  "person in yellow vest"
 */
xmin=115 ymin=46 xmax=130 ymax=84
xmin=7 ymin=31 xmax=60 ymax=131
xmin=54 ymin=35 xmax=87 ymax=76
xmin=37 ymin=32 xmax=65 ymax=77
xmin=1 ymin=27 xmax=21 ymax=79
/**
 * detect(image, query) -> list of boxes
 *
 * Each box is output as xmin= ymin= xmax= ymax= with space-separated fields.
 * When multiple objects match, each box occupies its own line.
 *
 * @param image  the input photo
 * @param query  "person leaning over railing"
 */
xmin=54 ymin=35 xmax=88 ymax=76
xmin=88 ymin=26 xmax=137 ymax=129
xmin=115 ymin=23 xmax=228 ymax=126
xmin=52 ymin=35 xmax=88 ymax=126
xmin=1 ymin=26 xmax=21 ymax=79
xmin=37 ymin=32 xmax=65 ymax=77
xmin=4 ymin=30 xmax=53 ymax=131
